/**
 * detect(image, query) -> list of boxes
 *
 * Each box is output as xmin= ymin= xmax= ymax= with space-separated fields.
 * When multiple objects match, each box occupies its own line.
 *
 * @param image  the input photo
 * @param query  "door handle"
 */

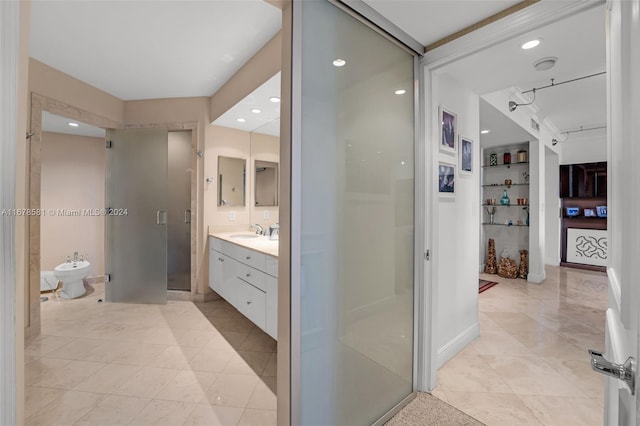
xmin=185 ymin=209 xmax=191 ymax=224
xmin=589 ymin=349 xmax=635 ymax=394
xmin=156 ymin=210 xmax=167 ymax=225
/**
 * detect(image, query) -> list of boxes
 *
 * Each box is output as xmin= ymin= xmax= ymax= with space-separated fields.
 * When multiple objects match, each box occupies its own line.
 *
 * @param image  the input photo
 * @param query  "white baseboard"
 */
xmin=527 ymin=272 xmax=545 ymax=284
xmin=436 ymin=322 xmax=480 ymax=369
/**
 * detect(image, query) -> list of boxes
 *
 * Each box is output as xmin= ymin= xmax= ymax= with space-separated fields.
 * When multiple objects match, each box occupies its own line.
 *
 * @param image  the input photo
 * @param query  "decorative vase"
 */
xmin=519 ymin=250 xmax=529 ymax=279
xmin=484 ymin=239 xmax=497 ymax=274
xmin=489 ymin=152 xmax=498 ymax=166
xmin=517 ymin=150 xmax=528 ymax=163
xmin=500 ymin=190 xmax=510 ymax=205
xmin=503 ymin=152 xmax=511 ymax=164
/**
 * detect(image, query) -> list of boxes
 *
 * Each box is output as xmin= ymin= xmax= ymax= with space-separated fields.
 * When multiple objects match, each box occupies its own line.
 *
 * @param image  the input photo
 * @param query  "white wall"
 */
xmin=431 ymin=73 xmax=480 ymax=368
xmin=559 ymin=132 xmax=607 ymax=164
xmin=545 ymin=147 xmax=560 ymax=265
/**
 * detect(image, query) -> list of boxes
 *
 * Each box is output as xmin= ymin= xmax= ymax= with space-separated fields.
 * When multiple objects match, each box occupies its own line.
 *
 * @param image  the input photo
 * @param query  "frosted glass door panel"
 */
xmin=295 ymin=2 xmax=415 ymax=424
xmin=105 ymin=128 xmax=168 ymax=304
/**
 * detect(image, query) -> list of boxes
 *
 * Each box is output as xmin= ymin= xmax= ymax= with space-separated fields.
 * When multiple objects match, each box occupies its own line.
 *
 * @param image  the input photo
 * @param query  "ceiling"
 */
xmin=30 ymin=0 xmax=281 ymax=100
xmin=42 ymin=112 xmax=106 ymax=138
xmin=211 ymin=72 xmax=281 ymax=136
xmin=440 ymin=4 xmax=606 ymax=146
xmin=31 ymin=0 xmax=605 ymax=149
xmin=479 ymin=99 xmax=534 ymax=149
xmin=362 ymin=0 xmax=522 ymax=47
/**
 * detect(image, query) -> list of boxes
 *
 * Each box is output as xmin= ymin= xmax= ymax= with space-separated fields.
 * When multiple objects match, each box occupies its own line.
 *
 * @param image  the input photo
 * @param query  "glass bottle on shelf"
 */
xmin=489 ymin=152 xmax=498 ymax=166
xmin=500 ymin=190 xmax=510 ymax=205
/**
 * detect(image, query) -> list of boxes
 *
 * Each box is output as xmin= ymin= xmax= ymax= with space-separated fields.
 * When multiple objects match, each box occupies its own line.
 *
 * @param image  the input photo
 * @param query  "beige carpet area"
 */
xmin=386 ymin=392 xmax=485 ymax=426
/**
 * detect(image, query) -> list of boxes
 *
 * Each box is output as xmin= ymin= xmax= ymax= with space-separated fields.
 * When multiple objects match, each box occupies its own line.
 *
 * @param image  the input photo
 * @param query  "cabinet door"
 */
xmin=221 ymin=256 xmax=240 ymax=307
xmin=209 ymin=250 xmax=225 ymax=295
xmin=265 ymin=275 xmax=277 ymax=340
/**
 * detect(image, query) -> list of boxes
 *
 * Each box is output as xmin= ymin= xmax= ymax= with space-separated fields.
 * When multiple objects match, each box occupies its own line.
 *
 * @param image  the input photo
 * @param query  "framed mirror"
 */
xmin=218 ymin=156 xmax=246 ymax=206
xmin=255 ymin=160 xmax=279 ymax=206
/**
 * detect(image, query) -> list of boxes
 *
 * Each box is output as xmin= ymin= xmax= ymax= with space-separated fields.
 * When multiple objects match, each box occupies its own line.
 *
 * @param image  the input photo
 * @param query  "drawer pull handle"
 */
xmin=246 ymin=256 xmax=251 ymax=260
xmin=246 ymin=301 xmax=252 ymax=305
xmin=219 ymin=258 xmax=224 ymax=262
xmin=246 ymin=273 xmax=251 ymax=277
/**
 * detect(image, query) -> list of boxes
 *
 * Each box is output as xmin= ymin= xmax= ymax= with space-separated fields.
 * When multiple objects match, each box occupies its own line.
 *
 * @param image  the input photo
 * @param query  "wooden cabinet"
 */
xmin=560 ymin=162 xmax=607 ymax=198
xmin=209 ymin=236 xmax=278 ymax=339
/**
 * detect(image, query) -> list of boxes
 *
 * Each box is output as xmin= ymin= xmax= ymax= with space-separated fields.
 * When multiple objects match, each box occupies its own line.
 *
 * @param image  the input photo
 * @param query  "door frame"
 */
xmin=420 ymin=0 xmax=605 ymax=391
xmin=26 ymin=95 xmax=202 ymax=335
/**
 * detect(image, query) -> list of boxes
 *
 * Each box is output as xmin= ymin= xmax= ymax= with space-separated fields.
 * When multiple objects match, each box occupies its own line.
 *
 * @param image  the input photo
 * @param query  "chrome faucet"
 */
xmin=252 ymin=224 xmax=264 ymax=235
xmin=73 ymin=251 xmax=78 ymax=262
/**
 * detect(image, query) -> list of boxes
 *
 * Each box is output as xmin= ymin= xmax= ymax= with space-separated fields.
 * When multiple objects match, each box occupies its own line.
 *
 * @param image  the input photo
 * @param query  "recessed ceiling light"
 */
xmin=481 ymin=129 xmax=491 ymax=134
xmin=269 ymin=97 xmax=280 ymax=103
xmin=333 ymin=59 xmax=346 ymax=67
xmin=236 ymin=118 xmax=246 ymax=123
xmin=251 ymin=108 xmax=262 ymax=114
xmin=68 ymin=122 xmax=79 ymax=127
xmin=395 ymin=89 xmax=406 ymax=95
xmin=521 ymin=39 xmax=541 ymax=50
xmin=533 ymin=56 xmax=557 ymax=71
xmin=401 ymin=161 xmax=406 ymax=165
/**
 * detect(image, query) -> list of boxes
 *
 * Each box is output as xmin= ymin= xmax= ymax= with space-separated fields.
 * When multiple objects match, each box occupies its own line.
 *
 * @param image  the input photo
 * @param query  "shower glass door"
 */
xmin=292 ymin=1 xmax=416 ymax=424
xmin=105 ymin=128 xmax=168 ymax=304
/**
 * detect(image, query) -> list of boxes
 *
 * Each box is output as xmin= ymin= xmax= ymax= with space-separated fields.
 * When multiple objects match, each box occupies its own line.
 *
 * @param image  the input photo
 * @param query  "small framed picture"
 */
xmin=438 ymin=162 xmax=456 ymax=195
xmin=459 ymin=136 xmax=473 ymax=175
xmin=440 ymin=106 xmax=457 ymax=155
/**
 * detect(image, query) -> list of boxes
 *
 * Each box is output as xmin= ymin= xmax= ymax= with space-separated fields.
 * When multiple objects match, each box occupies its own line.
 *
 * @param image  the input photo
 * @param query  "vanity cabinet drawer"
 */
xmin=234 ymin=245 xmax=266 ymax=271
xmin=236 ymin=264 xmax=267 ymax=292
xmin=236 ymin=280 xmax=266 ymax=330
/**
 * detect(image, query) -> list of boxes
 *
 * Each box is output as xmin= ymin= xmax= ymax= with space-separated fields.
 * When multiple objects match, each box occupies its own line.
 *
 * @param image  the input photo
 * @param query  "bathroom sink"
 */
xmin=230 ymin=234 xmax=260 ymax=239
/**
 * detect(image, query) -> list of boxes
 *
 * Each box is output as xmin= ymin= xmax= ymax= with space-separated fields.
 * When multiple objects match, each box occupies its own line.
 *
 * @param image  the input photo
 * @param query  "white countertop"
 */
xmin=210 ymin=232 xmax=279 ymax=258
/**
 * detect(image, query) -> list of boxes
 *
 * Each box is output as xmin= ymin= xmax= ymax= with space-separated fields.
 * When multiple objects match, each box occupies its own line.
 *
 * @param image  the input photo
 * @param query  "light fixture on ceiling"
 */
xmin=332 ymin=58 xmax=346 ymax=67
xmin=480 ymin=129 xmax=491 ymax=134
xmin=251 ymin=108 xmax=262 ymax=114
xmin=521 ymin=39 xmax=541 ymax=50
xmin=509 ymin=88 xmax=536 ymax=112
xmin=533 ymin=57 xmax=557 ymax=71
xmin=269 ymin=97 xmax=280 ymax=103
xmin=395 ymin=89 xmax=406 ymax=95
xmin=508 ymin=71 xmax=606 ymax=113
xmin=68 ymin=122 xmax=79 ymax=127
xmin=236 ymin=118 xmax=246 ymax=123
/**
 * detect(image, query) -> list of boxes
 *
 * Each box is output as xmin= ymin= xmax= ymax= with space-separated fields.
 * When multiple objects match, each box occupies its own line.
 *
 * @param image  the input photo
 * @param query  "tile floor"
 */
xmin=26 ymin=265 xmax=606 ymax=426
xmin=431 ymin=265 xmax=608 ymax=426
xmin=25 ymin=284 xmax=276 ymax=426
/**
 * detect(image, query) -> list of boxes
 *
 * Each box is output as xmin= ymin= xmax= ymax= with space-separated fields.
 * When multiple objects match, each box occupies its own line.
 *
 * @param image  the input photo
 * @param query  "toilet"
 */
xmin=53 ymin=260 xmax=91 ymax=299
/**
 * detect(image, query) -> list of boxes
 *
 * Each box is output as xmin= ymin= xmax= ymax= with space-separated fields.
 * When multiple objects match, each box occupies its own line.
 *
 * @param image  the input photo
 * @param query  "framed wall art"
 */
xmin=459 ymin=135 xmax=473 ymax=175
xmin=439 ymin=106 xmax=457 ymax=155
xmin=438 ymin=161 xmax=456 ymax=196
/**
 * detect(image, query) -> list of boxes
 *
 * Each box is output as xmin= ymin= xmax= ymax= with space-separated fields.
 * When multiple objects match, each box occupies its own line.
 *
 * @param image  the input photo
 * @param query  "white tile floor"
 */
xmin=25 ymin=284 xmax=276 ymax=426
xmin=431 ymin=265 xmax=608 ymax=426
xmin=26 ymin=265 xmax=606 ymax=426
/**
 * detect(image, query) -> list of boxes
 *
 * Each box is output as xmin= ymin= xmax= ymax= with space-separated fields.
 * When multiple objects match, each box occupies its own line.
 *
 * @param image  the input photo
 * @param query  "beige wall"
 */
xmin=40 ymin=132 xmax=105 ymax=275
xmin=210 ymin=32 xmax=281 ymax=122
xmin=29 ymin=59 xmax=124 ymax=124
xmin=205 ymin=126 xmax=280 ymax=233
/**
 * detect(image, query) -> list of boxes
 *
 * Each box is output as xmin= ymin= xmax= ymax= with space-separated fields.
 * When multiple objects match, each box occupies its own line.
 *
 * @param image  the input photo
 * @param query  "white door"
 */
xmin=595 ymin=1 xmax=640 ymax=424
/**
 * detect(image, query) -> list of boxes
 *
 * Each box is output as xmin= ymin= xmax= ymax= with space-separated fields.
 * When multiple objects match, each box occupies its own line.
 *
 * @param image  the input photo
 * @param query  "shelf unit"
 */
xmin=481 ymin=143 xmax=530 ymax=276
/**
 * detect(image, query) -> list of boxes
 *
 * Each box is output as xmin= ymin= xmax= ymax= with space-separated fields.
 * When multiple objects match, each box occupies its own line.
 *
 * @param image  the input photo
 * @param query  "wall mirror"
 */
xmin=255 ymin=160 xmax=279 ymax=206
xmin=218 ymin=156 xmax=246 ymax=206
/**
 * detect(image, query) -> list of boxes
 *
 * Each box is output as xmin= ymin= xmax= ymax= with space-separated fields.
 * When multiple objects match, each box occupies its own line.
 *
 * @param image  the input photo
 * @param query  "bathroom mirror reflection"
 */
xmin=218 ymin=156 xmax=246 ymax=206
xmin=255 ymin=160 xmax=279 ymax=206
